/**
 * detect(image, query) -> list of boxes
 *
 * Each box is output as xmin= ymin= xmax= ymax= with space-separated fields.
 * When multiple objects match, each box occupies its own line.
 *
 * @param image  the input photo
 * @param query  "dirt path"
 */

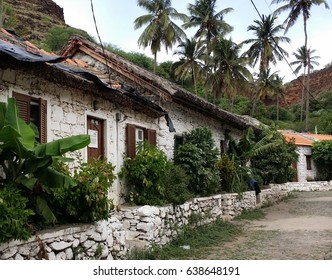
xmin=206 ymin=191 xmax=332 ymax=260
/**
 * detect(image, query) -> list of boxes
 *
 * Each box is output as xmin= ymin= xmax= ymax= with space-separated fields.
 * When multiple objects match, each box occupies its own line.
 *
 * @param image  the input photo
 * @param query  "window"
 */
xmin=87 ymin=116 xmax=105 ymax=159
xmin=174 ymin=135 xmax=184 ymax=150
xmin=13 ymin=92 xmax=47 ymax=143
xmin=306 ymin=155 xmax=312 ymax=170
xmin=135 ymin=128 xmax=144 ymax=146
xmin=126 ymin=124 xmax=156 ymax=158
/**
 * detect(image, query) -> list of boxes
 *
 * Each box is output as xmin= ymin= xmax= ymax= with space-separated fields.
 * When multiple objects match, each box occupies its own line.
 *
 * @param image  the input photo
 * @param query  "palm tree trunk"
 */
xmin=276 ymin=94 xmax=279 ymax=122
xmin=300 ymin=69 xmax=305 ymax=123
xmin=153 ymin=52 xmax=157 ymax=74
xmin=305 ymin=56 xmax=311 ymax=131
xmin=0 ymin=0 xmax=3 ymax=27
xmin=303 ymin=16 xmax=309 ymax=131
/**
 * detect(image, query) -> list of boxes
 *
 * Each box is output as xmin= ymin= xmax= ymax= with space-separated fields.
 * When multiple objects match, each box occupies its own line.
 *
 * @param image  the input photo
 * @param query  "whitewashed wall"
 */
xmin=0 ymin=67 xmax=243 ymax=205
xmin=296 ymin=146 xmax=317 ymax=182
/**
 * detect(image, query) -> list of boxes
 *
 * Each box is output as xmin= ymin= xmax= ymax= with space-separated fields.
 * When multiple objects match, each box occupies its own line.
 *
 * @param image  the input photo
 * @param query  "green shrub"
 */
xmin=312 ymin=140 xmax=332 ymax=180
xmin=119 ymin=141 xmax=170 ymax=205
xmin=119 ymin=142 xmax=191 ymax=205
xmin=51 ymin=158 xmax=116 ymax=222
xmin=174 ymin=127 xmax=220 ymax=196
xmin=0 ymin=185 xmax=34 ymax=243
xmin=216 ymin=154 xmax=236 ymax=193
xmin=162 ymin=164 xmax=192 ymax=205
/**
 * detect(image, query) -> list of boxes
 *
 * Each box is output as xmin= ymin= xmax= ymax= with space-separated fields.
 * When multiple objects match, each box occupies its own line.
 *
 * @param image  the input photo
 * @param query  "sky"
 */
xmin=52 ymin=0 xmax=332 ymax=83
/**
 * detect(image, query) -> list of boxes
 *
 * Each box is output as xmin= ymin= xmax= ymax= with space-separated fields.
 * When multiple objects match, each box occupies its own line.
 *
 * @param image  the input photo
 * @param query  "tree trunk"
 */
xmin=153 ymin=52 xmax=157 ymax=74
xmin=303 ymin=17 xmax=310 ymax=131
xmin=0 ymin=0 xmax=3 ymax=28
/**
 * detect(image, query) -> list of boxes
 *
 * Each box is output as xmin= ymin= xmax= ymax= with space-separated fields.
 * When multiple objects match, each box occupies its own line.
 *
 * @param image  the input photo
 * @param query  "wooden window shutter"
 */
xmin=126 ymin=124 xmax=136 ymax=158
xmin=147 ymin=129 xmax=157 ymax=146
xmin=13 ymin=92 xmax=30 ymax=123
xmin=39 ymin=98 xmax=47 ymax=143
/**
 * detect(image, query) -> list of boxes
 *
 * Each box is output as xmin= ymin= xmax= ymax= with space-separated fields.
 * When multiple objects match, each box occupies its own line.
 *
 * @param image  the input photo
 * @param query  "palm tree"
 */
xmin=242 ymin=14 xmax=290 ymax=73
xmin=134 ymin=0 xmax=188 ymax=73
xmin=207 ymin=37 xmax=253 ymax=108
xmin=183 ymin=0 xmax=233 ymax=43
xmin=272 ymin=0 xmax=330 ymax=130
xmin=251 ymin=68 xmax=281 ymax=117
xmin=290 ymin=46 xmax=320 ymax=123
xmin=183 ymin=0 xmax=233 ymax=97
xmin=273 ymin=75 xmax=286 ymax=122
xmin=172 ymin=38 xmax=205 ymax=94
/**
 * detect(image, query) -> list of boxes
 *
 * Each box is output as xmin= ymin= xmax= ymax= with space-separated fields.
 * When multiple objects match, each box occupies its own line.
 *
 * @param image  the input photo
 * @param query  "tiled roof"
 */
xmin=281 ymin=131 xmax=332 ymax=146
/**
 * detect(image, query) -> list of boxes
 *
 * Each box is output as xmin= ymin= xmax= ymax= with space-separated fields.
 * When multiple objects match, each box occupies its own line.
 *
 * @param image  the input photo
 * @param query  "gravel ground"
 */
xmin=206 ymin=191 xmax=332 ymax=260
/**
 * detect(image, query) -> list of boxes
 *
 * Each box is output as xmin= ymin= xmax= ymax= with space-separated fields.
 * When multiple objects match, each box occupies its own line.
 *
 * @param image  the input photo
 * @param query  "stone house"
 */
xmin=282 ymin=131 xmax=332 ymax=182
xmin=0 ymin=28 xmax=260 ymax=205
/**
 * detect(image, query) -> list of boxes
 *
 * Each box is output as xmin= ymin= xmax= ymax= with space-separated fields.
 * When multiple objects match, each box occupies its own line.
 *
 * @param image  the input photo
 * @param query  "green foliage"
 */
xmin=251 ymin=129 xmax=297 ymax=184
xmin=174 ymin=127 xmax=220 ymax=196
xmin=216 ymin=154 xmax=236 ymax=193
xmin=51 ymin=158 xmax=116 ymax=222
xmin=312 ymin=140 xmax=332 ymax=180
xmin=162 ymin=164 xmax=192 ymax=205
xmin=0 ymin=98 xmax=102 ymax=242
xmin=120 ymin=141 xmax=168 ymax=205
xmin=119 ymin=141 xmax=191 ymax=206
xmin=0 ymin=185 xmax=34 ymax=243
xmin=43 ymin=26 xmax=93 ymax=52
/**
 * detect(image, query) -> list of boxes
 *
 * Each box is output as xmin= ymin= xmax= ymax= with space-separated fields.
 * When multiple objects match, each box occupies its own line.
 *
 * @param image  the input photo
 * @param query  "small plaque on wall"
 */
xmin=88 ymin=129 xmax=98 ymax=148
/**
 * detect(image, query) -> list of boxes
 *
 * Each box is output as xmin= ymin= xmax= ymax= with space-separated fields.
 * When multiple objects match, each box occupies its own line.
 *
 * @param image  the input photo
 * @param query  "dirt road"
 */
xmin=206 ymin=191 xmax=332 ymax=260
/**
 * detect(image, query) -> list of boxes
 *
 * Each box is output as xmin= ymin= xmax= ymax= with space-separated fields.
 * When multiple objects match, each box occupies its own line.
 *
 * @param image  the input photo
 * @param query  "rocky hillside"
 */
xmin=2 ymin=0 xmax=65 ymax=41
xmin=282 ymin=63 xmax=332 ymax=106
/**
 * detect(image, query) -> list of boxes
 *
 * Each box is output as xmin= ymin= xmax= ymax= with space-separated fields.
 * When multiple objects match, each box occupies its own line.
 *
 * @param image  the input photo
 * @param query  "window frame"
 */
xmin=126 ymin=124 xmax=156 ymax=158
xmin=12 ymin=92 xmax=47 ymax=143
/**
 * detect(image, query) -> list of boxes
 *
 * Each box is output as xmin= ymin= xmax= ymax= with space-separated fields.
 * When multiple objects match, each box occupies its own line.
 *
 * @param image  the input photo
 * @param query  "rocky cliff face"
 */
xmin=282 ymin=63 xmax=332 ymax=106
xmin=2 ymin=0 xmax=65 ymax=41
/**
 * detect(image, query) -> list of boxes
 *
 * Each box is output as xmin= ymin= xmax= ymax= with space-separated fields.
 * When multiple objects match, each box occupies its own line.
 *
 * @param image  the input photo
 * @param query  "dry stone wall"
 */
xmin=1 ymin=182 xmax=331 ymax=260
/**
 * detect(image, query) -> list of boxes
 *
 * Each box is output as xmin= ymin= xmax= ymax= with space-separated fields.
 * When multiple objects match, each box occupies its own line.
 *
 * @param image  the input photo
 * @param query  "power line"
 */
xmin=90 ymin=0 xmax=112 ymax=85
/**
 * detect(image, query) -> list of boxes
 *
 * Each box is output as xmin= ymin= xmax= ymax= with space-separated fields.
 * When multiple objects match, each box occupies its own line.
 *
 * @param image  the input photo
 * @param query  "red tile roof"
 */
xmin=281 ymin=131 xmax=332 ymax=146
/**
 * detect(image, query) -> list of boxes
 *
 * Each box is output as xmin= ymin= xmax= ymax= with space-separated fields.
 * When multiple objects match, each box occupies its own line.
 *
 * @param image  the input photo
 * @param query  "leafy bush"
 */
xmin=162 ymin=164 xmax=192 ymax=205
xmin=51 ymin=158 xmax=116 ymax=222
xmin=119 ymin=141 xmax=170 ymax=205
xmin=312 ymin=140 xmax=332 ymax=180
xmin=174 ymin=127 xmax=220 ymax=196
xmin=0 ymin=185 xmax=34 ymax=243
xmin=251 ymin=131 xmax=297 ymax=184
xmin=216 ymin=154 xmax=236 ymax=193
xmin=119 ymin=141 xmax=191 ymax=205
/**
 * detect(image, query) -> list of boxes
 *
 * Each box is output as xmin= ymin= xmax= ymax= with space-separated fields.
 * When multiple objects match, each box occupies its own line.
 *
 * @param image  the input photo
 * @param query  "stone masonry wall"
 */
xmin=4 ymin=181 xmax=331 ymax=260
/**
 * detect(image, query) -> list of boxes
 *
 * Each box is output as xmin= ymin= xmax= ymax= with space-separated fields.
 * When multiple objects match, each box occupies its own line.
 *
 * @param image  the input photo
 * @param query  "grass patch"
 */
xmin=234 ymin=208 xmax=266 ymax=221
xmin=127 ymin=219 xmax=243 ymax=260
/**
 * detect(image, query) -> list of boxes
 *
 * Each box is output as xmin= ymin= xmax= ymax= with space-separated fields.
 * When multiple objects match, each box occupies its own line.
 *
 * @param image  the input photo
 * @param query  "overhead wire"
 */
xmin=90 ymin=0 xmax=112 ymax=86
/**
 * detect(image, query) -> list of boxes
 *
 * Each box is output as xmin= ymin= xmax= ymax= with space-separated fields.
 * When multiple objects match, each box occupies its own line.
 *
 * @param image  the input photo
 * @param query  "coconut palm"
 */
xmin=134 ymin=0 xmax=188 ymax=73
xmin=242 ymin=14 xmax=290 ymax=73
xmin=172 ymin=38 xmax=205 ymax=94
xmin=272 ymin=0 xmax=330 ymax=130
xmin=183 ymin=0 xmax=233 ymax=81
xmin=207 ymin=37 xmax=253 ymax=108
xmin=290 ymin=46 xmax=320 ymax=122
xmin=273 ymin=75 xmax=286 ymax=122
xmin=183 ymin=0 xmax=233 ymax=42
xmin=251 ymin=68 xmax=282 ymax=117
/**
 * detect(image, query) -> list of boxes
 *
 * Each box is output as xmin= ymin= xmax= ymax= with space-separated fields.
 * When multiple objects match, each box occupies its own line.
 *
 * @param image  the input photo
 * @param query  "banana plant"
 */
xmin=0 ymin=98 xmax=90 ymax=223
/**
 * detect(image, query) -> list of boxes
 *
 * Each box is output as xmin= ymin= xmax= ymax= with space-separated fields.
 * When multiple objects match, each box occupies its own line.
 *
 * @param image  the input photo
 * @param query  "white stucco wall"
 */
xmin=0 ymin=66 xmax=244 ymax=205
xmin=296 ymin=146 xmax=317 ymax=182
